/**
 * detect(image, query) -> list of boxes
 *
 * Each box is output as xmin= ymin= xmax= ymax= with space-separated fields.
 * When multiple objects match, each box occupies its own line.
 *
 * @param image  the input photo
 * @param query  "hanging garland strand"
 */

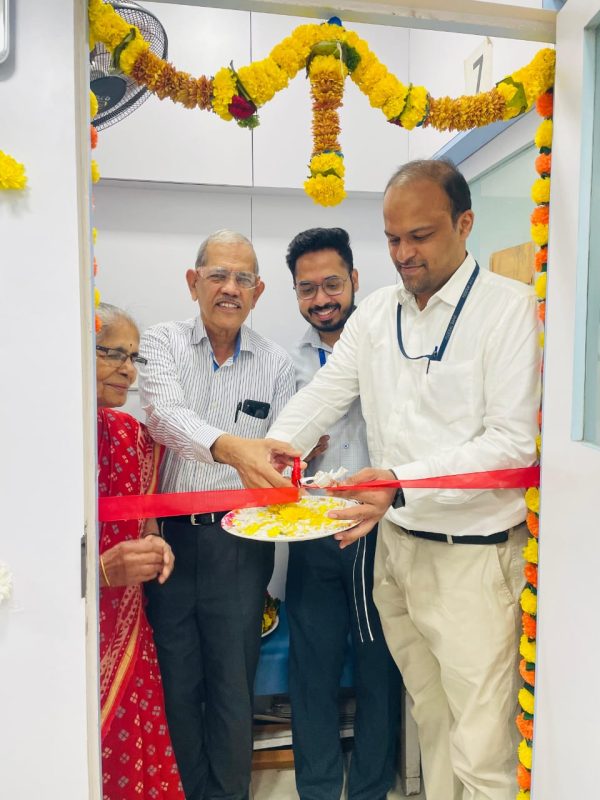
xmin=88 ymin=0 xmax=555 ymax=206
xmin=515 ymin=88 xmax=552 ymax=800
xmin=304 ymin=42 xmax=350 ymax=207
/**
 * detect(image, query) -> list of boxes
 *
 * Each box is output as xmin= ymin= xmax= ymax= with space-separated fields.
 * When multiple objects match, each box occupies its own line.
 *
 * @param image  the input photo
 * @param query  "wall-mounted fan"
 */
xmin=90 ymin=0 xmax=168 ymax=131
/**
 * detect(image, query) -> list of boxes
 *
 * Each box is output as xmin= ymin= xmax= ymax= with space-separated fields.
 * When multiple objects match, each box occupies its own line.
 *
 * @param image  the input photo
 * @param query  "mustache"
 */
xmin=308 ymin=302 xmax=340 ymax=314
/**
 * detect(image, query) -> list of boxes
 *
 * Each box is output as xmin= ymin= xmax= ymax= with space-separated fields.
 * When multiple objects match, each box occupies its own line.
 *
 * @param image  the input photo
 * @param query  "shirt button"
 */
xmin=343 ymin=443 xmax=349 ymax=449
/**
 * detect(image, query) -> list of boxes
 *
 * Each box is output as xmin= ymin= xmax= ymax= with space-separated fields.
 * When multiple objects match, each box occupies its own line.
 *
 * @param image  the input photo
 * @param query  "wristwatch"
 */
xmin=391 ymin=486 xmax=405 ymax=509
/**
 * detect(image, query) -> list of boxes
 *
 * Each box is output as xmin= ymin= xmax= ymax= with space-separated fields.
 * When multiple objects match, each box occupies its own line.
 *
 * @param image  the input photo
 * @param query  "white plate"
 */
xmin=221 ymin=496 xmax=359 ymax=542
xmin=262 ymin=615 xmax=279 ymax=638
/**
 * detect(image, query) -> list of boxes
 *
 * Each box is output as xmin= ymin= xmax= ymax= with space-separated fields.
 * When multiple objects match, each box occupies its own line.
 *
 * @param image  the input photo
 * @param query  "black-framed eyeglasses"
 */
xmin=294 ymin=275 xmax=349 ymax=300
xmin=96 ymin=345 xmax=148 ymax=367
xmin=196 ymin=266 xmax=259 ymax=289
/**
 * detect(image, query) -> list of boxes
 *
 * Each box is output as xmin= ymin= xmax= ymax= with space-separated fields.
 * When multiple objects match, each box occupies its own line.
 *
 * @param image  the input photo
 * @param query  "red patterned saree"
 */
xmin=98 ymin=408 xmax=184 ymax=800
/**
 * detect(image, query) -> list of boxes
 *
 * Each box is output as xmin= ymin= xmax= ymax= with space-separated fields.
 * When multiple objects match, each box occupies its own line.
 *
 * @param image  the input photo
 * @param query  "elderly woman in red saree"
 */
xmin=96 ymin=303 xmax=184 ymax=800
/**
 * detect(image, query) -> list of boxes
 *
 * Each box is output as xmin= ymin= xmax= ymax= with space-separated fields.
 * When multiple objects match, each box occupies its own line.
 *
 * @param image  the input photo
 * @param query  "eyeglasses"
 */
xmin=96 ymin=345 xmax=148 ymax=366
xmin=196 ymin=266 xmax=259 ymax=289
xmin=294 ymin=276 xmax=349 ymax=300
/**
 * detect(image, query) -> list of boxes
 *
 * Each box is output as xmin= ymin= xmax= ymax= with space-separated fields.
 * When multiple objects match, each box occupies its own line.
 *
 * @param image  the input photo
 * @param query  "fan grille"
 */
xmin=91 ymin=1 xmax=168 ymax=131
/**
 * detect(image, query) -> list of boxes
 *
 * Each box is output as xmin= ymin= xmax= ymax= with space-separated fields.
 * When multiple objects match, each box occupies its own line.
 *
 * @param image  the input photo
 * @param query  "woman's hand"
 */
xmin=100 ymin=537 xmax=175 ymax=587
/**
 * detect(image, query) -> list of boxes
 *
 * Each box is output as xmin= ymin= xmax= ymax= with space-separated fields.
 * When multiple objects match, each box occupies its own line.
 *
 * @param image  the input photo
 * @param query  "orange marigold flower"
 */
xmin=538 ymin=301 xmax=545 ymax=324
xmin=93 ymin=256 xmax=98 ymax=277
xmin=524 ymin=562 xmax=538 ymax=588
xmin=516 ymin=710 xmax=534 ymax=740
xmin=426 ymin=90 xmax=505 ymax=132
xmin=535 ymin=247 xmax=548 ymax=272
xmin=535 ymin=153 xmax=551 ymax=176
xmin=90 ymin=125 xmax=98 ymax=150
xmin=517 ymin=763 xmax=532 ymax=791
xmin=537 ymin=409 xmax=543 ymax=428
xmin=522 ymin=611 xmax=537 ymax=639
xmin=526 ymin=511 xmax=539 ymax=539
xmin=195 ymin=76 xmax=214 ymax=109
xmin=95 ymin=314 xmax=103 ymax=334
xmin=536 ymin=91 xmax=553 ymax=119
xmin=531 ymin=205 xmax=549 ymax=225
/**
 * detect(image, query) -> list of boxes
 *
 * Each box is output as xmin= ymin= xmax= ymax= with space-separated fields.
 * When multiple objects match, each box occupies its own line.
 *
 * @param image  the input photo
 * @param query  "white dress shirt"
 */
xmin=269 ymin=254 xmax=541 ymax=537
xmin=139 ymin=317 xmax=296 ymax=493
xmin=289 ymin=325 xmax=370 ymax=478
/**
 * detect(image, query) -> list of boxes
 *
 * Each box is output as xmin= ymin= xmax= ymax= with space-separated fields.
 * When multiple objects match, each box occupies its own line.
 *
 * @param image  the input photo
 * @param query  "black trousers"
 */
xmin=286 ymin=527 xmax=401 ymax=800
xmin=145 ymin=517 xmax=274 ymax=800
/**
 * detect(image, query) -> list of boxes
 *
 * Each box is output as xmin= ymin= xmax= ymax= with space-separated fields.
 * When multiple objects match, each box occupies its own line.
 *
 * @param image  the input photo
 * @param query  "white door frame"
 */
xmin=82 ymin=1 xmax=561 ymax=797
xmin=531 ymin=0 xmax=600 ymax=795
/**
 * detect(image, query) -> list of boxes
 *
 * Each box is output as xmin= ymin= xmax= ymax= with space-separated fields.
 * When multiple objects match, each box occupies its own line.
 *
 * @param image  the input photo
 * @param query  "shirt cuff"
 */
xmin=191 ymin=425 xmax=226 ymax=464
xmin=389 ymin=461 xmax=430 ymax=506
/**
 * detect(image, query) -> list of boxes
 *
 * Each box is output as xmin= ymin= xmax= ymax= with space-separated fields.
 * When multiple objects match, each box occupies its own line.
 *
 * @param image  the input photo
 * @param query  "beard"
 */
xmin=305 ymin=291 xmax=356 ymax=333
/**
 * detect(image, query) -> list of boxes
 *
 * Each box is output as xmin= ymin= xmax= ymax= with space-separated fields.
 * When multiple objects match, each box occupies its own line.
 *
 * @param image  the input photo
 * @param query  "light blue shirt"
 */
xmin=289 ymin=325 xmax=370 ymax=478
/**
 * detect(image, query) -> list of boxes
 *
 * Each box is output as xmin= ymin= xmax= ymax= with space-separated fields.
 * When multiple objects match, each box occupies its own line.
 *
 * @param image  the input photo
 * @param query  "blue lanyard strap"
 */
xmin=396 ymin=264 xmax=480 ymax=368
xmin=317 ymin=347 xmax=328 ymax=367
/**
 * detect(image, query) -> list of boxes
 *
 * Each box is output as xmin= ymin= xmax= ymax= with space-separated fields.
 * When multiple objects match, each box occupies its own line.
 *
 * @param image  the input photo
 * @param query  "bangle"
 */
xmin=99 ymin=555 xmax=111 ymax=587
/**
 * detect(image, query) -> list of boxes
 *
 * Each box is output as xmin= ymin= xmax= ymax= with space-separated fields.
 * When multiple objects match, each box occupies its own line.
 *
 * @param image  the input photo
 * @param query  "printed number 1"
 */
xmin=473 ymin=54 xmax=484 ymax=94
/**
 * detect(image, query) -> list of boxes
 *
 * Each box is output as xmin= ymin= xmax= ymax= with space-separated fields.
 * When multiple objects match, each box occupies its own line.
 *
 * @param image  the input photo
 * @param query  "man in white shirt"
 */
xmin=260 ymin=161 xmax=541 ymax=800
xmin=138 ymin=230 xmax=296 ymax=800
xmin=284 ymin=227 xmax=400 ymax=800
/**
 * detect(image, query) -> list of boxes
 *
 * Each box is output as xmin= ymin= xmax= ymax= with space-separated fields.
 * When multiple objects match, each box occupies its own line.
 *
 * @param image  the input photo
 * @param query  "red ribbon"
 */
xmin=98 ymin=466 xmax=540 ymax=522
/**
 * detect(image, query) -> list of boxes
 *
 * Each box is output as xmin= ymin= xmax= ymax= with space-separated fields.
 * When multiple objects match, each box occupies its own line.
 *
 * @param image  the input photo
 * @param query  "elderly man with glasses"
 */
xmin=138 ymin=230 xmax=297 ymax=800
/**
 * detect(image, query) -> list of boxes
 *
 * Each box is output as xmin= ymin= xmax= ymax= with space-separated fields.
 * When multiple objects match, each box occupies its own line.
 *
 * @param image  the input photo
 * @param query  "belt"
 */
xmin=405 ymin=529 xmax=509 ymax=545
xmin=167 ymin=511 xmax=227 ymax=526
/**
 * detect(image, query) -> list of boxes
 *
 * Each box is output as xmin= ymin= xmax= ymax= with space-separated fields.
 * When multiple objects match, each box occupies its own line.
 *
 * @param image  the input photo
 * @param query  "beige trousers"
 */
xmin=374 ymin=520 xmax=527 ymax=800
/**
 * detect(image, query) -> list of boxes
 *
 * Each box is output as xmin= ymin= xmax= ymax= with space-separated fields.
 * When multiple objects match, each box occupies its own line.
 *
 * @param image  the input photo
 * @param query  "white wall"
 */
xmin=0 ymin=1 xmax=90 ymax=798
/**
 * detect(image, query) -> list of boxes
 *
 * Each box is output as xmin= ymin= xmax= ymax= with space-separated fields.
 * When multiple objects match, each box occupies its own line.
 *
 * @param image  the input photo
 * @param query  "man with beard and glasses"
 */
xmin=283 ymin=227 xmax=401 ymax=800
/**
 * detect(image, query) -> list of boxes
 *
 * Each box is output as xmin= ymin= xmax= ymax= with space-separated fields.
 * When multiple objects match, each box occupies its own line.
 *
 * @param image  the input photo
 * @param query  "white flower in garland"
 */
xmin=0 ymin=561 xmax=13 ymax=605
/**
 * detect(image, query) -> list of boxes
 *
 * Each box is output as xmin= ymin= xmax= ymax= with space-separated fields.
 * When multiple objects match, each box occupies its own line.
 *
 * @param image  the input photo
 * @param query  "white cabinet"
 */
xmin=99 ymin=4 xmax=253 ymax=186
xmin=251 ymin=13 xmax=410 ymax=194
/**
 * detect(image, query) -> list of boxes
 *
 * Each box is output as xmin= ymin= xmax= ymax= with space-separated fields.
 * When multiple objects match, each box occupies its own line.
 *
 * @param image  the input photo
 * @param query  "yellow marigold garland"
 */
xmin=305 ymin=49 xmax=347 ymax=207
xmin=515 ymin=87 xmax=552 ymax=800
xmin=88 ymin=0 xmax=556 ymax=206
xmin=0 ymin=150 xmax=27 ymax=191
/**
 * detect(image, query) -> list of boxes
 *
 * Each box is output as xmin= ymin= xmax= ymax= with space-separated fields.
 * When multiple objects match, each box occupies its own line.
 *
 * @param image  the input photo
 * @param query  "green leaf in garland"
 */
xmin=111 ymin=28 xmax=137 ymax=72
xmin=497 ymin=76 xmax=528 ymax=114
xmin=237 ymin=115 xmax=260 ymax=129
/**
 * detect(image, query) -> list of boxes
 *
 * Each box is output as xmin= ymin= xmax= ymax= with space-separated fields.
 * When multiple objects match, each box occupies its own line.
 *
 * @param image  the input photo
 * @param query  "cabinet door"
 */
xmin=99 ymin=4 xmax=253 ymax=186
xmin=251 ymin=13 xmax=409 ymax=194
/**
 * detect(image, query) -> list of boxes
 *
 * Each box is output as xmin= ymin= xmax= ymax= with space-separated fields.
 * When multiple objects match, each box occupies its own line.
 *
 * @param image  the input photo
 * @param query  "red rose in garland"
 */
xmin=228 ymin=94 xmax=257 ymax=119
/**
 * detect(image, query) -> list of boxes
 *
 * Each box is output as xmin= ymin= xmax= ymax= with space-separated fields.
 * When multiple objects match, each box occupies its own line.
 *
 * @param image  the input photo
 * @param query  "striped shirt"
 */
xmin=290 ymin=325 xmax=370 ymax=477
xmin=138 ymin=316 xmax=296 ymax=493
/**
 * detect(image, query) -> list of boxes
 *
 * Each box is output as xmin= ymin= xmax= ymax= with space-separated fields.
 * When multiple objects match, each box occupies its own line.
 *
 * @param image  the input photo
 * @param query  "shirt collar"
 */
xmin=191 ymin=317 xmax=256 ymax=356
xmin=395 ymin=252 xmax=476 ymax=309
xmin=300 ymin=325 xmax=333 ymax=353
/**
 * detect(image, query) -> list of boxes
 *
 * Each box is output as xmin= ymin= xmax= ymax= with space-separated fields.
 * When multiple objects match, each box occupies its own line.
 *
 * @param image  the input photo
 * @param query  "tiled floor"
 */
xmin=251 ymin=768 xmax=426 ymax=799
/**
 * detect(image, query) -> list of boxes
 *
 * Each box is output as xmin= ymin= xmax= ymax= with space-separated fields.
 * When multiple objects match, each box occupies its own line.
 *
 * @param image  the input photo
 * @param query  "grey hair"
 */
xmin=96 ymin=302 xmax=139 ymax=342
xmin=194 ymin=229 xmax=259 ymax=273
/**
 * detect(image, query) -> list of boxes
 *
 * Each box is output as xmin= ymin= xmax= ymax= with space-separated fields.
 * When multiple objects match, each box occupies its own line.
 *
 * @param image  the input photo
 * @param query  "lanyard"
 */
xmin=317 ymin=347 xmax=328 ymax=367
xmin=396 ymin=264 xmax=480 ymax=371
